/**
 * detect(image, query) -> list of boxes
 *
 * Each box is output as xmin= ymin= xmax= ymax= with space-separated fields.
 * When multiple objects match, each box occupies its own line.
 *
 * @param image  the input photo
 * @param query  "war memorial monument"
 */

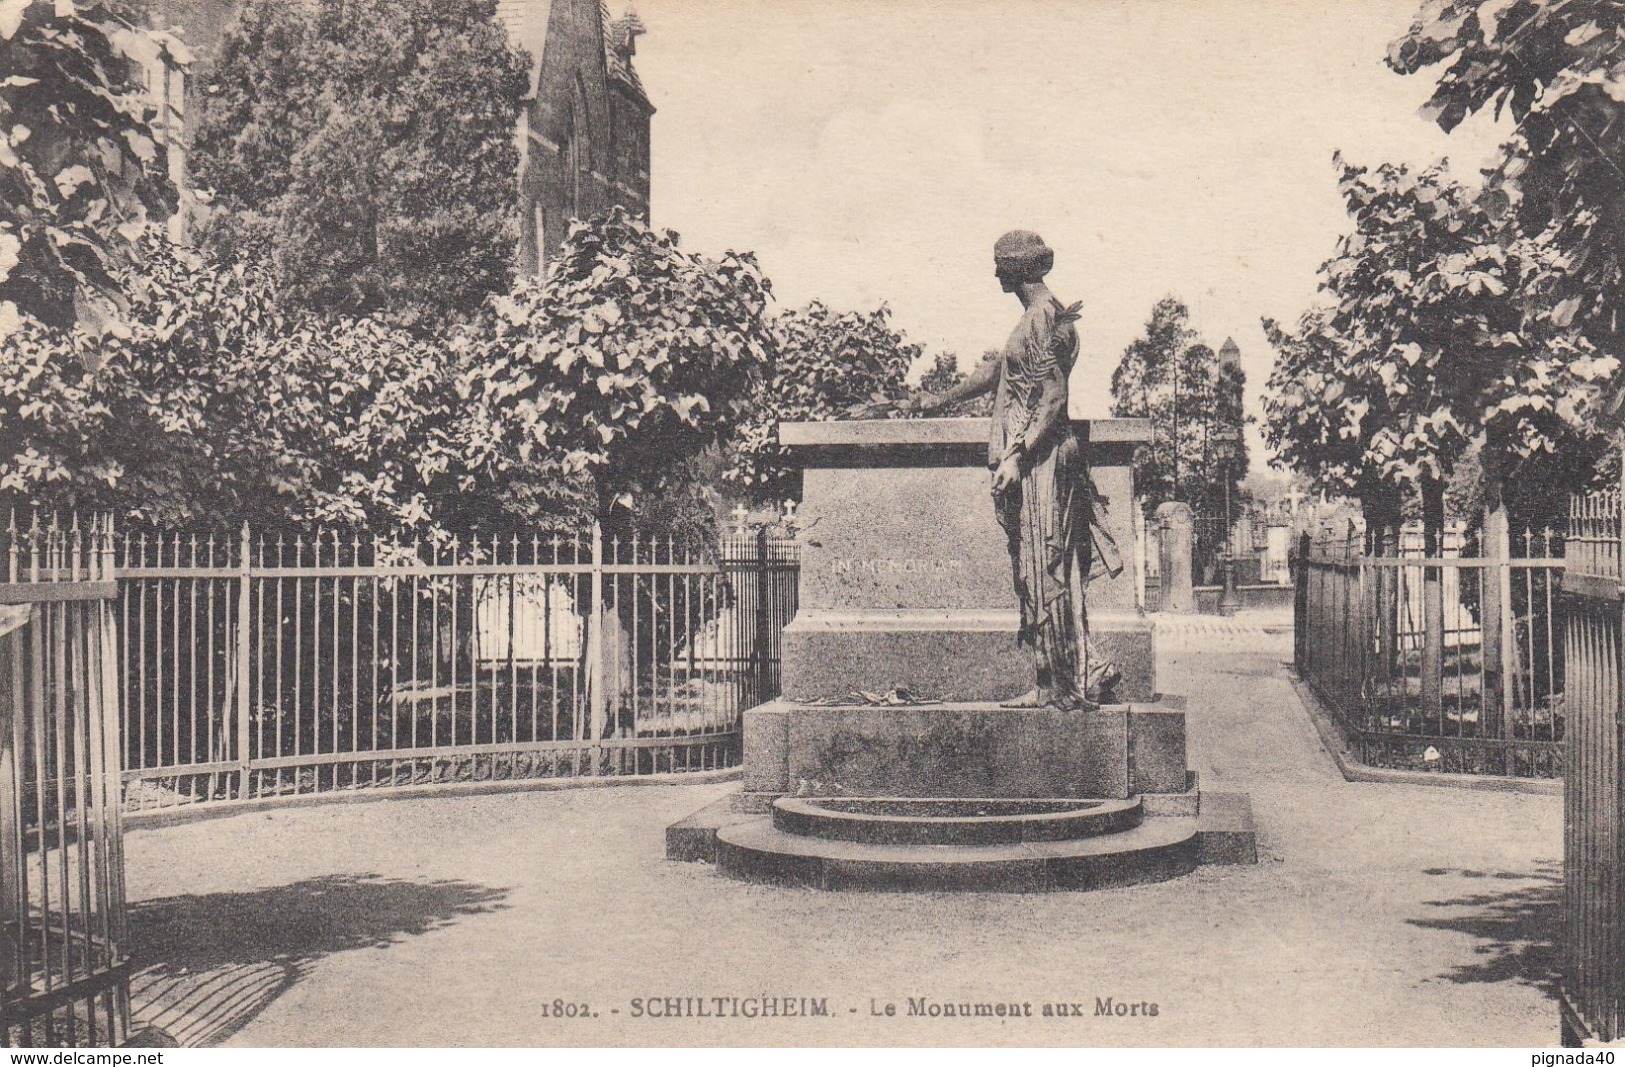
xmin=669 ymin=232 xmax=1258 ymax=891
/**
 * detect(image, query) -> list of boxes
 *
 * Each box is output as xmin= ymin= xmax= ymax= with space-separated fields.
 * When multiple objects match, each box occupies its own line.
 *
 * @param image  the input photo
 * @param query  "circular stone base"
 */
xmin=772 ymin=796 xmax=1142 ymax=846
xmin=716 ymin=812 xmax=1199 ymax=893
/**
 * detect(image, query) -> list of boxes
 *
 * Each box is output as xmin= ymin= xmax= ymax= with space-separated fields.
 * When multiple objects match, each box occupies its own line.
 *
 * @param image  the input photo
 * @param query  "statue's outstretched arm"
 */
xmin=918 ymin=353 xmax=998 ymax=412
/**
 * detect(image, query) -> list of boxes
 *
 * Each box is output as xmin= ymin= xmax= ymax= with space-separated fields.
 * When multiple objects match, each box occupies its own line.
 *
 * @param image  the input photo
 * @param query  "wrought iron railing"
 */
xmin=1561 ymin=487 xmax=1623 ymax=1044
xmin=0 ymin=520 xmax=130 ymax=1047
xmin=5 ymin=518 xmax=799 ymax=815
xmin=1295 ymin=528 xmax=1565 ymax=778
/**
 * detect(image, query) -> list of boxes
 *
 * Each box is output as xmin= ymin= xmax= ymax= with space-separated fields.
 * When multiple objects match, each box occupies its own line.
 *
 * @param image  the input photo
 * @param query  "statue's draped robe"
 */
xmin=989 ymin=297 xmax=1122 ymax=707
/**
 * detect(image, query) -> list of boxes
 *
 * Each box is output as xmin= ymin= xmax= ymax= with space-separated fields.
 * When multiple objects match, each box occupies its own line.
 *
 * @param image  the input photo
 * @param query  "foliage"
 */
xmin=916 ymin=350 xmax=996 ymax=417
xmin=0 ymin=0 xmax=176 ymax=335
xmin=189 ymin=0 xmax=528 ymax=326
xmin=1262 ymin=159 xmax=1614 ymax=513
xmin=462 ymin=208 xmax=776 ymax=526
xmin=1262 ymin=307 xmax=1378 ymax=499
xmin=1110 ymin=297 xmax=1247 ymax=516
xmin=727 ymin=300 xmax=922 ymax=502
xmin=1390 ymin=0 xmax=1625 ymax=381
xmin=0 ymin=229 xmax=574 ymax=536
xmin=3 ymin=210 xmax=774 ymax=542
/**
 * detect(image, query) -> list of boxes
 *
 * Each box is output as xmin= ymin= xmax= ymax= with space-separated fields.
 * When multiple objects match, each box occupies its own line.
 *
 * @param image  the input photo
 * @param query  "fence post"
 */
xmin=1421 ymin=477 xmax=1446 ymax=725
xmin=1498 ymin=530 xmax=1517 ymax=747
xmin=0 ymin=610 xmax=25 ymax=997
xmin=586 ymin=519 xmax=604 ymax=772
xmin=235 ymin=522 xmax=252 ymax=791
xmin=1294 ymin=532 xmax=1310 ymax=669
xmin=1482 ymin=462 xmax=1518 ymax=745
xmin=754 ymin=527 xmax=771 ymax=707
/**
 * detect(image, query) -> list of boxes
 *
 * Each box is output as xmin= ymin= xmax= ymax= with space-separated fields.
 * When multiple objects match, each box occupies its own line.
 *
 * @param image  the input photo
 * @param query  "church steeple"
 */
xmin=1219 ymin=336 xmax=1241 ymax=369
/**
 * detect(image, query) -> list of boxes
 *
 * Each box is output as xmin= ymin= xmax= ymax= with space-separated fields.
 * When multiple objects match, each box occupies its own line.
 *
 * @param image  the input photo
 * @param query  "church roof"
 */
xmin=495 ymin=0 xmax=554 ymax=87
xmin=496 ymin=0 xmax=648 ymax=106
xmin=604 ymin=4 xmax=647 ymax=99
xmin=1219 ymin=337 xmax=1241 ymax=365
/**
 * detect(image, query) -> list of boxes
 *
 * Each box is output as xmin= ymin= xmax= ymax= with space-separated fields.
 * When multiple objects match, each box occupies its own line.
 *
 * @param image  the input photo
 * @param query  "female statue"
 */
xmin=911 ymin=231 xmax=1120 ymax=710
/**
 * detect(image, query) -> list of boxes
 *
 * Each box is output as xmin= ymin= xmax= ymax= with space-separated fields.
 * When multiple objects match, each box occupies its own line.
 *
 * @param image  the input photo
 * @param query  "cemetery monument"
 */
xmin=669 ymin=233 xmax=1257 ymax=891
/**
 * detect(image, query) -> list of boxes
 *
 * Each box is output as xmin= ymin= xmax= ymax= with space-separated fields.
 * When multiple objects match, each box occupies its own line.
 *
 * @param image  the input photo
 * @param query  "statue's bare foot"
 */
xmin=1049 ymin=694 xmax=1101 ymax=714
xmin=999 ymin=688 xmax=1042 ymax=709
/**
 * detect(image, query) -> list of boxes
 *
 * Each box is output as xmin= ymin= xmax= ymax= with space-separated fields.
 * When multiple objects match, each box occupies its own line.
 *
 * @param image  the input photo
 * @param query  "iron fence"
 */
xmin=1295 ymin=527 xmax=1565 ymax=778
xmin=1561 ymin=487 xmax=1623 ymax=1044
xmin=0 ymin=520 xmax=130 ymax=1047
xmin=7 ymin=518 xmax=798 ymax=814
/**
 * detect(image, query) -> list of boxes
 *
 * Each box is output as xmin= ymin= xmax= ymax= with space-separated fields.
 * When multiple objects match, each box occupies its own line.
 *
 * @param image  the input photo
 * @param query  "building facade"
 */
xmin=138 ymin=0 xmax=652 ymax=272
xmin=500 ymin=0 xmax=654 ymax=276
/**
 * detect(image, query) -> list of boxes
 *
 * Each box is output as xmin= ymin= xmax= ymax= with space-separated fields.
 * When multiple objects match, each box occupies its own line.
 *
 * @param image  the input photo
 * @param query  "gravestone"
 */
xmin=780 ymin=416 xmax=1154 ymax=703
xmin=1156 ymin=501 xmax=1195 ymax=614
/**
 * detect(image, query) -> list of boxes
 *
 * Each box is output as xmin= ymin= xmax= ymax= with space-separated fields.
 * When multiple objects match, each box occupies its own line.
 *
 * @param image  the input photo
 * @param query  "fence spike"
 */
xmin=101 ymin=514 xmax=116 ymax=579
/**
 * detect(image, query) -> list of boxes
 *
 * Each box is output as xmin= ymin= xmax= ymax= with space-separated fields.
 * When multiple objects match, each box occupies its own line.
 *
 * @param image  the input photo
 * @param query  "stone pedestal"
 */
xmin=743 ymin=698 xmax=1189 ymax=801
xmin=779 ymin=417 xmax=1155 ymax=703
xmin=665 ymin=415 xmax=1259 ymax=888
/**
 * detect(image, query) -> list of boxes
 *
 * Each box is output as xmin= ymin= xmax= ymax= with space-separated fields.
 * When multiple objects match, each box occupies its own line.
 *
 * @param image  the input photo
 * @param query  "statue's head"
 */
xmin=993 ymin=230 xmax=1053 ymax=291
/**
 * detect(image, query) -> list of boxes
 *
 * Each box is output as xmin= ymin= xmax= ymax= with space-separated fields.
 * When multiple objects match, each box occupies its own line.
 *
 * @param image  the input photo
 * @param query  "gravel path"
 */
xmin=124 ymin=618 xmax=1562 ymax=1047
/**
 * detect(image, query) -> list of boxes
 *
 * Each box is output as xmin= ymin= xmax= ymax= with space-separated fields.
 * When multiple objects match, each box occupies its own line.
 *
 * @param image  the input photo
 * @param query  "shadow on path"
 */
xmin=127 ymin=875 xmax=509 ymax=1046
xmin=1407 ymin=863 xmax=1561 ymax=993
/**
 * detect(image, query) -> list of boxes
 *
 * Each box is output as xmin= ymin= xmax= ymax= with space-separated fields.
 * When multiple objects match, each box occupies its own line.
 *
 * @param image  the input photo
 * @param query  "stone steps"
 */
xmin=714 ymin=811 xmax=1200 ymax=893
xmin=770 ymin=795 xmax=1144 ymax=846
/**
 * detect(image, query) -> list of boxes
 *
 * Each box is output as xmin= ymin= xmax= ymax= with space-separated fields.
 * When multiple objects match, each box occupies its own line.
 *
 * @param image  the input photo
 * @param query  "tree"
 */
xmin=1390 ymin=0 xmax=1625 ymax=382
xmin=0 ymin=228 xmax=515 ymax=534
xmin=1109 ymin=297 xmax=1246 ymax=518
xmin=1263 ymin=156 xmax=1613 ymax=722
xmin=916 ymin=351 xmax=996 ymax=417
xmin=452 ymin=208 xmax=776 ymax=735
xmin=1292 ymin=159 xmax=1612 ymax=548
xmin=189 ymin=0 xmax=528 ymax=326
xmin=1262 ymin=306 xmax=1403 ymax=547
xmin=4 ymin=210 xmax=775 ymax=543
xmin=0 ymin=0 xmax=176 ymax=335
xmin=728 ymin=301 xmax=922 ymax=502
xmin=462 ymin=208 xmax=776 ymax=528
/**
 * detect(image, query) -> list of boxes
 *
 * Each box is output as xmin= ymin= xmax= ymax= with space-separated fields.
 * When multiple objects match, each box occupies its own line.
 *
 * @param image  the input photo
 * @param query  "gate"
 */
xmin=1562 ymin=488 xmax=1625 ymax=1044
xmin=0 ymin=520 xmax=130 ymax=1047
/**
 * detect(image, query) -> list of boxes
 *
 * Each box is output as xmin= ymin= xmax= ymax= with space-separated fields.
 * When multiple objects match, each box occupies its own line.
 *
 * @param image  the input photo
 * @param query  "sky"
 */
xmin=631 ymin=0 xmax=1512 ymax=475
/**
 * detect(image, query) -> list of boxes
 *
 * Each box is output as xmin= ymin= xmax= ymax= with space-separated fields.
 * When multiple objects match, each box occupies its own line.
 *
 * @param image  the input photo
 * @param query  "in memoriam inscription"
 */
xmin=830 ymin=558 xmax=969 ymax=578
